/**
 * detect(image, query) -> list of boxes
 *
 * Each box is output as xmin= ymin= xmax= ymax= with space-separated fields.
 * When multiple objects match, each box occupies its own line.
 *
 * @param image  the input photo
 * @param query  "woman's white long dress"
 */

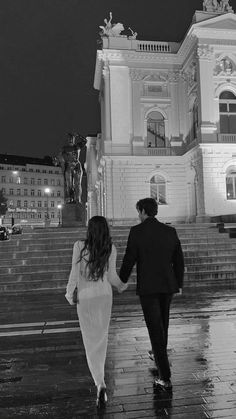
xmin=65 ymin=240 xmax=126 ymax=387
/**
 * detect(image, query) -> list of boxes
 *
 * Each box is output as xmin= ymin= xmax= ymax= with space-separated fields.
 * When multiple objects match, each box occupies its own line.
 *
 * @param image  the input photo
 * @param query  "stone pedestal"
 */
xmin=62 ymin=203 xmax=86 ymax=227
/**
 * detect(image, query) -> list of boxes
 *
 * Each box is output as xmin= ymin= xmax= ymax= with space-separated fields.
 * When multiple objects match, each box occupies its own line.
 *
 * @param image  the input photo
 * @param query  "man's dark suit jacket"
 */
xmin=119 ymin=217 xmax=184 ymax=295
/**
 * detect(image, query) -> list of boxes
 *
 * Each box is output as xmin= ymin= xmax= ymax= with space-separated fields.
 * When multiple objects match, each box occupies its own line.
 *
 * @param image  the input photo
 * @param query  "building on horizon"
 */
xmin=0 ymin=154 xmax=64 ymax=227
xmin=87 ymin=1 xmax=236 ymax=225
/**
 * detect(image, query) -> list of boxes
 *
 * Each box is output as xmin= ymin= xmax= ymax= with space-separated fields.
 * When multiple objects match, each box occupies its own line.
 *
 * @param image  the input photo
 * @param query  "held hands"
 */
xmin=174 ymin=288 xmax=182 ymax=297
xmin=117 ymin=280 xmax=128 ymax=294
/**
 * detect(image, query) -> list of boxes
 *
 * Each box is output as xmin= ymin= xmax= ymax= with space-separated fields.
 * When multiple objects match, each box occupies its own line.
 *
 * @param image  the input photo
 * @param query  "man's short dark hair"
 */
xmin=136 ymin=198 xmax=158 ymax=216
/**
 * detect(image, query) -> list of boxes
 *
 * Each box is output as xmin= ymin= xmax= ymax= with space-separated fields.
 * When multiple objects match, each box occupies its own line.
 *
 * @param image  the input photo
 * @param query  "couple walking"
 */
xmin=65 ymin=198 xmax=184 ymax=408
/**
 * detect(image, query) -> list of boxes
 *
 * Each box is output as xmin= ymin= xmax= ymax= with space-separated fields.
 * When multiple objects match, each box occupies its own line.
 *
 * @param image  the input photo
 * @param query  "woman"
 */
xmin=65 ymin=216 xmax=127 ymax=408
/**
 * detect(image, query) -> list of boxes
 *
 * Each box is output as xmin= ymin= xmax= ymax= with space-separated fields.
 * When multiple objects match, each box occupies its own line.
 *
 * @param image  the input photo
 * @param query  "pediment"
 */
xmin=194 ymin=13 xmax=236 ymax=30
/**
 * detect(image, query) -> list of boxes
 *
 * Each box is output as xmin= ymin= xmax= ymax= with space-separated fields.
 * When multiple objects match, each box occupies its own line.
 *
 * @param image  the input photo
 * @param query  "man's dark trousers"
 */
xmin=140 ymin=293 xmax=172 ymax=381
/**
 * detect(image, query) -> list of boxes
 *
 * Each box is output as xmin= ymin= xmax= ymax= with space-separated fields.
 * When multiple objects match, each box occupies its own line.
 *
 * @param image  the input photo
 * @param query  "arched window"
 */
xmin=219 ymin=91 xmax=236 ymax=134
xmin=150 ymin=174 xmax=166 ymax=204
xmin=226 ymin=168 xmax=236 ymax=200
xmin=147 ymin=111 xmax=165 ymax=148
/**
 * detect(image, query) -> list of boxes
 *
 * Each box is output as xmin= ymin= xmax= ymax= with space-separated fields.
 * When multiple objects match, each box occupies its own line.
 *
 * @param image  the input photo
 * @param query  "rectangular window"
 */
xmin=51 ymin=179 xmax=55 ymax=185
xmin=44 ymin=201 xmax=47 ymax=208
xmin=17 ymin=189 xmax=21 ymax=195
xmin=57 ymin=191 xmax=61 ymax=197
xmin=38 ymin=201 xmax=42 ymax=207
xmin=17 ymin=177 xmax=21 ymax=184
xmin=1 ymin=176 xmax=6 ymax=183
xmin=44 ymin=179 xmax=48 ymax=185
xmin=38 ymin=190 xmax=41 ymax=196
xmin=31 ymin=201 xmax=35 ymax=207
xmin=9 ymin=177 xmax=13 ymax=183
xmin=24 ymin=178 xmax=28 ymax=184
xmin=37 ymin=179 xmax=41 ymax=185
xmin=51 ymin=212 xmax=54 ymax=218
xmin=31 ymin=190 xmax=35 ymax=196
xmin=51 ymin=201 xmax=55 ymax=207
xmin=57 ymin=180 xmax=61 ymax=186
xmin=229 ymin=115 xmax=236 ymax=134
xmin=24 ymin=189 xmax=28 ymax=196
xmin=38 ymin=213 xmax=42 ymax=218
xmin=9 ymin=189 xmax=14 ymax=195
xmin=24 ymin=201 xmax=28 ymax=207
xmin=219 ymin=103 xmax=227 ymax=112
xmin=17 ymin=200 xmax=21 ymax=207
xmin=31 ymin=178 xmax=35 ymax=185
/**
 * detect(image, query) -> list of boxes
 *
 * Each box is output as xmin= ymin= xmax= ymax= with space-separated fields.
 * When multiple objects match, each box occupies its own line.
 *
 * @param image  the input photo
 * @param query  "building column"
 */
xmin=197 ymin=44 xmax=217 ymax=142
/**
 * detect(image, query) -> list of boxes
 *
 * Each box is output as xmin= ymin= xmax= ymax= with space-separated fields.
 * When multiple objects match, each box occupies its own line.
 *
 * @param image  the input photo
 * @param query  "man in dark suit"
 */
xmin=119 ymin=198 xmax=184 ymax=390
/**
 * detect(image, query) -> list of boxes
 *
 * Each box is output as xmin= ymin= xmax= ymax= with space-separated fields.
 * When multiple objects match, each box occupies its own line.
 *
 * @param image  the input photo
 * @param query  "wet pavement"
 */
xmin=0 ymin=287 xmax=236 ymax=418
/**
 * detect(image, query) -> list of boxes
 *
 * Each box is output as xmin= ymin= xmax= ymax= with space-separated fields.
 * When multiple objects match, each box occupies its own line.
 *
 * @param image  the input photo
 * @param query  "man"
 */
xmin=119 ymin=198 xmax=184 ymax=390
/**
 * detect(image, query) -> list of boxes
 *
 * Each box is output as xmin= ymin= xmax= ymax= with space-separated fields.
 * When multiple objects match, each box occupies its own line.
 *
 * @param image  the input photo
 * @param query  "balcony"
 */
xmin=145 ymin=147 xmax=174 ymax=156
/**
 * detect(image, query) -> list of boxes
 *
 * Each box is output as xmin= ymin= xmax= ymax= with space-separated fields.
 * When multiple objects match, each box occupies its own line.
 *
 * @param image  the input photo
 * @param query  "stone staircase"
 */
xmin=0 ymin=224 xmax=236 ymax=293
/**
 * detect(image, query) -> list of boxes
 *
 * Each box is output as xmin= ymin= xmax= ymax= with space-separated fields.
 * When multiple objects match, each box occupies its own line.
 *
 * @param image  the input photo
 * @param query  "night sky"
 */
xmin=1 ymin=0 xmax=235 ymax=158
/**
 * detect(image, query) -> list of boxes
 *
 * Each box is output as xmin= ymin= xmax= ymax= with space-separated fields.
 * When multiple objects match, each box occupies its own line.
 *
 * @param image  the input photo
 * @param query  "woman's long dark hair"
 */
xmin=79 ymin=216 xmax=112 ymax=281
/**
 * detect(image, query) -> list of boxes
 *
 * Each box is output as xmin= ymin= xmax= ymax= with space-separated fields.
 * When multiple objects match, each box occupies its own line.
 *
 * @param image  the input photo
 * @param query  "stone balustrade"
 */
xmin=136 ymin=41 xmax=171 ymax=53
xmin=218 ymin=133 xmax=236 ymax=143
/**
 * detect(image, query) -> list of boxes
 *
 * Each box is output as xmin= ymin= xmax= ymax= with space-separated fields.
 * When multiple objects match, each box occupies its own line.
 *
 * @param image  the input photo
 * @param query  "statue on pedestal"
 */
xmin=99 ymin=12 xmax=124 ymax=37
xmin=202 ymin=0 xmax=234 ymax=12
xmin=203 ymin=0 xmax=219 ymax=12
xmin=54 ymin=133 xmax=87 ymax=204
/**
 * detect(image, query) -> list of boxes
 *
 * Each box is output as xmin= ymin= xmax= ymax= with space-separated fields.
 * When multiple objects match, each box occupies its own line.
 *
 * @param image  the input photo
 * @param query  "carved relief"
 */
xmin=197 ymin=44 xmax=214 ymax=59
xmin=168 ymin=71 xmax=180 ymax=82
xmin=214 ymin=56 xmax=235 ymax=76
xmin=130 ymin=69 xmax=169 ymax=82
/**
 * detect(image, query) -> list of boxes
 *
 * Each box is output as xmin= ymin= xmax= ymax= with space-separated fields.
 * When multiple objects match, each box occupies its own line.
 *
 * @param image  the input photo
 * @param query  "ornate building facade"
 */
xmin=89 ymin=2 xmax=236 ymax=224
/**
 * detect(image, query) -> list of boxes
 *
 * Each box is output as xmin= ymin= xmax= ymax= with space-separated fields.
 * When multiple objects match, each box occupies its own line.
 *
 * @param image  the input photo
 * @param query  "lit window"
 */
xmin=150 ymin=175 xmax=166 ymax=204
xmin=219 ymin=91 xmax=236 ymax=134
xmin=147 ymin=111 xmax=165 ymax=148
xmin=226 ymin=169 xmax=236 ymax=199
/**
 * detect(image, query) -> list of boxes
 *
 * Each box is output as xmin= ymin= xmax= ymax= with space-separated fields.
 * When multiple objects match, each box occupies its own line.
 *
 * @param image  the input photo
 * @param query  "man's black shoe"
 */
xmin=154 ymin=378 xmax=172 ymax=391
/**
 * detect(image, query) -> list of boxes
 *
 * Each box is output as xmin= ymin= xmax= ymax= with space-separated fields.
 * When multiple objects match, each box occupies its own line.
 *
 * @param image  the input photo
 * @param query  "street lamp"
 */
xmin=57 ymin=204 xmax=62 ymax=226
xmin=44 ymin=188 xmax=51 ymax=225
xmin=11 ymin=171 xmax=19 ymax=226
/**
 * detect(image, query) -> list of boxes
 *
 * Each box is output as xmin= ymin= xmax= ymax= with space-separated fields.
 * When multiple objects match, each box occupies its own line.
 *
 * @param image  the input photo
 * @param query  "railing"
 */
xmin=146 ymin=147 xmax=173 ymax=156
xmin=218 ymin=134 xmax=236 ymax=143
xmin=137 ymin=41 xmax=171 ymax=53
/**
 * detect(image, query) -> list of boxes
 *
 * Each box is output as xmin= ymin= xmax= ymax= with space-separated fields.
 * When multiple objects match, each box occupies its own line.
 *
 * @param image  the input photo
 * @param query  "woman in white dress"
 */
xmin=65 ymin=216 xmax=127 ymax=408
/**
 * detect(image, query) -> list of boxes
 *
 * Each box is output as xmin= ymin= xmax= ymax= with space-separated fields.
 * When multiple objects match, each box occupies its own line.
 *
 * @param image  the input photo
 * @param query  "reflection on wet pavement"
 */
xmin=0 ymin=288 xmax=236 ymax=418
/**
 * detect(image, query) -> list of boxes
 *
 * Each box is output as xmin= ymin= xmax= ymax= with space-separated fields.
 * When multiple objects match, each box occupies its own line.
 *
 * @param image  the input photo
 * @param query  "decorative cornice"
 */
xmin=130 ymin=69 xmax=169 ymax=81
xmin=197 ymin=44 xmax=214 ymax=59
